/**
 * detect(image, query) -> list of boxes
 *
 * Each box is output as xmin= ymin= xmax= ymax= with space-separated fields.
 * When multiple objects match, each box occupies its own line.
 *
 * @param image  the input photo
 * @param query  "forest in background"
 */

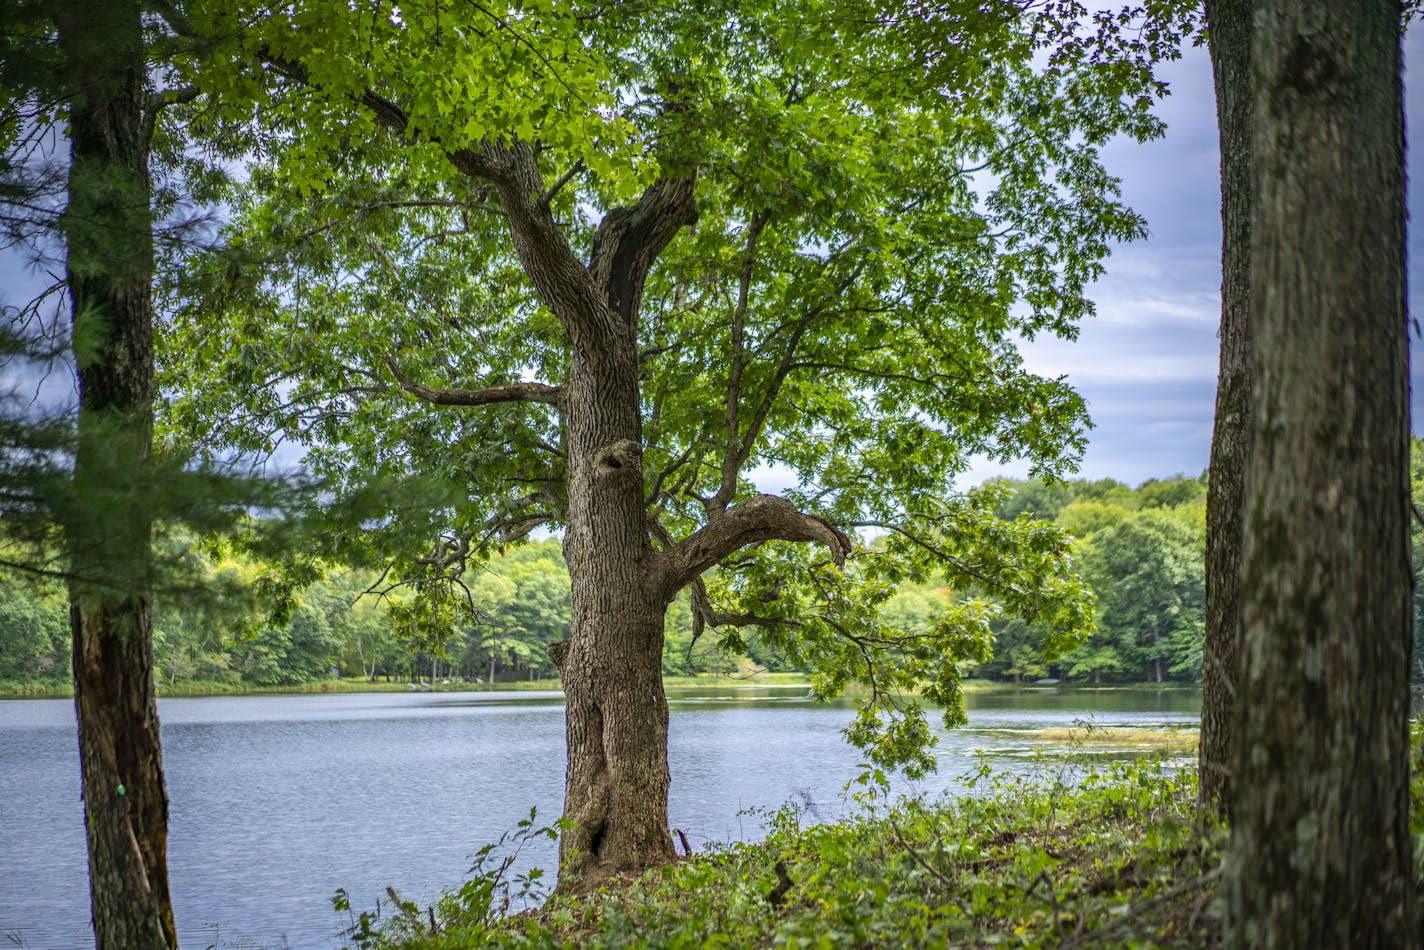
xmin=6 ymin=445 xmax=1424 ymax=692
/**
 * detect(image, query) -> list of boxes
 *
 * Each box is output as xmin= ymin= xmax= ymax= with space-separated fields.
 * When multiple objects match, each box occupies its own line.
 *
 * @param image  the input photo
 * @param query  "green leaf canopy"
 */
xmin=160 ymin=0 xmax=1191 ymax=773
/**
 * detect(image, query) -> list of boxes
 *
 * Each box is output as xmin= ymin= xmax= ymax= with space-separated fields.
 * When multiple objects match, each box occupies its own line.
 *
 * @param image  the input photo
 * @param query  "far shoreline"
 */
xmin=0 ymin=676 xmax=1205 ymax=702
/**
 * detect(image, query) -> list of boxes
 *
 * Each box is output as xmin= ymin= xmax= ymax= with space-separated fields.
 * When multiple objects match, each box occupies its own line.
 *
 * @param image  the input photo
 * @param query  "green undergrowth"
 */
xmin=342 ymin=757 xmax=1224 ymax=949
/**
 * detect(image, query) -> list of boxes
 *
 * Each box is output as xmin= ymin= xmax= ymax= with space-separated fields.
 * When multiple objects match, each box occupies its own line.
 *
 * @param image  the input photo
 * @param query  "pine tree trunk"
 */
xmin=1199 ymin=0 xmax=1252 ymax=818
xmin=56 ymin=0 xmax=176 ymax=946
xmin=1227 ymin=2 xmax=1413 ymax=944
xmin=71 ymin=597 xmax=174 ymax=950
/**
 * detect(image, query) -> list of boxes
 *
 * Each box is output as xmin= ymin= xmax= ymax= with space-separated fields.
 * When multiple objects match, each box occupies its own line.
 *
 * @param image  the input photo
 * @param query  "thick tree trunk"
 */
xmin=56 ymin=1 xmax=176 ymax=947
xmin=1227 ymin=2 xmax=1413 ymax=945
xmin=555 ymin=353 xmax=676 ymax=885
xmin=1198 ymin=0 xmax=1252 ymax=818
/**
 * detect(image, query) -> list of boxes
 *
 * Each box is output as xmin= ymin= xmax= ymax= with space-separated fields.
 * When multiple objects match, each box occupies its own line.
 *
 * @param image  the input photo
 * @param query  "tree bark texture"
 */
xmin=1199 ymin=0 xmax=1253 ymax=819
xmin=555 ymin=343 xmax=679 ymax=883
xmin=56 ymin=0 xmax=176 ymax=946
xmin=1228 ymin=2 xmax=1413 ymax=945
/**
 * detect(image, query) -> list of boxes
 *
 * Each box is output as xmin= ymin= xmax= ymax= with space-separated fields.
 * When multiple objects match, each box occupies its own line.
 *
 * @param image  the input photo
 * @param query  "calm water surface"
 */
xmin=0 ymin=685 xmax=1198 ymax=949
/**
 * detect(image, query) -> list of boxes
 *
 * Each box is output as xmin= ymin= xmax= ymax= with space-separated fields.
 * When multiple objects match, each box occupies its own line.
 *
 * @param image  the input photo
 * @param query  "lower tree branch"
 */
xmin=660 ymin=494 xmax=850 ymax=597
xmin=384 ymin=355 xmax=563 ymax=407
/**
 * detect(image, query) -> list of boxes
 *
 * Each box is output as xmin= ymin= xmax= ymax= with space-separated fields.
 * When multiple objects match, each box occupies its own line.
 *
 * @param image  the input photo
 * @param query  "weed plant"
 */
xmin=341 ymin=732 xmax=1224 ymax=948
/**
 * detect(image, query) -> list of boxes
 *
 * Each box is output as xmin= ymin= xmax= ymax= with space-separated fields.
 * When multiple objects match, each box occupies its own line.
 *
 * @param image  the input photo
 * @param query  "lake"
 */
xmin=0 ymin=685 xmax=1199 ymax=949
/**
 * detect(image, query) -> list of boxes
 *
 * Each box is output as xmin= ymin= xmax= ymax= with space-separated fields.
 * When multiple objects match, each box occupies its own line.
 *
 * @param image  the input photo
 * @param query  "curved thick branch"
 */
xmin=384 ymin=356 xmax=562 ymax=407
xmin=589 ymin=176 xmax=699 ymax=327
xmin=660 ymin=494 xmax=850 ymax=597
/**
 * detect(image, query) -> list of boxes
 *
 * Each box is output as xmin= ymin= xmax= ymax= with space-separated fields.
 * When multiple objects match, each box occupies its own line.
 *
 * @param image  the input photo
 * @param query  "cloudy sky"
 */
xmin=969 ymin=32 xmax=1424 ymax=487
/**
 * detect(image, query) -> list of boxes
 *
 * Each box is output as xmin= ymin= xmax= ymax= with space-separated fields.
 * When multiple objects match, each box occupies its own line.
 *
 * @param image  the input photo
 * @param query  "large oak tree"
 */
xmin=162 ymin=0 xmax=1187 ymax=883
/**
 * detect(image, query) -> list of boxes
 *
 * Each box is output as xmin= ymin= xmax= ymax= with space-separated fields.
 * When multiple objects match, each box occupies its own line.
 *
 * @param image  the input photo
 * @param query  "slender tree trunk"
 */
xmin=1199 ymin=0 xmax=1253 ymax=819
xmin=1227 ymin=2 xmax=1413 ymax=944
xmin=70 ymin=598 xmax=173 ymax=950
xmin=55 ymin=1 xmax=176 ymax=947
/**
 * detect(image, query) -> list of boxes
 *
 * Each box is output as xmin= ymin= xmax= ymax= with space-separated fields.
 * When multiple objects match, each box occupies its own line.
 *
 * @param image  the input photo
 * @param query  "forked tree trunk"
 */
xmin=1227 ymin=2 xmax=1413 ymax=944
xmin=56 ymin=1 xmax=176 ymax=946
xmin=1199 ymin=0 xmax=1252 ymax=820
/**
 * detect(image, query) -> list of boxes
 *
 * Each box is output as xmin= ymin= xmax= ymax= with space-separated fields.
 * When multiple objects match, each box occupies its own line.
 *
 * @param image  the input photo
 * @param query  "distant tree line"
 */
xmin=970 ymin=474 xmax=1207 ymax=684
xmin=0 ymin=537 xmax=796 ymax=690
xmin=976 ymin=438 xmax=1424 ymax=686
xmin=9 ymin=444 xmax=1424 ymax=692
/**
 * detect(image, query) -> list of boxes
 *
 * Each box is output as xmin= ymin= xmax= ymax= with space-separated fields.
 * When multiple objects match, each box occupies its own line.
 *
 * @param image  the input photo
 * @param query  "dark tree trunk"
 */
xmin=482 ymin=167 xmax=698 ymax=885
xmin=1199 ymin=0 xmax=1252 ymax=818
xmin=56 ymin=1 xmax=175 ymax=946
xmin=1228 ymin=2 xmax=1413 ymax=945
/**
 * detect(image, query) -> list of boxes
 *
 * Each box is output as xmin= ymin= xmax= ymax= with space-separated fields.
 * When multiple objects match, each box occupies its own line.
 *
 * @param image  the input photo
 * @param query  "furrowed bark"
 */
xmin=56 ymin=0 xmax=175 ymax=946
xmin=589 ymin=175 xmax=699 ymax=327
xmin=1227 ymin=2 xmax=1414 ymax=944
xmin=1199 ymin=0 xmax=1252 ymax=818
xmin=494 ymin=166 xmax=696 ymax=885
xmin=328 ymin=54 xmax=852 ymax=892
xmin=330 ymin=59 xmax=693 ymax=883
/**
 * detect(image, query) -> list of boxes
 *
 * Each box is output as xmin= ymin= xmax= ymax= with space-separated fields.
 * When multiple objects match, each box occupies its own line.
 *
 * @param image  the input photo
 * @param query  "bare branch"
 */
xmin=480 ymin=489 xmax=561 ymax=546
xmin=147 ymin=84 xmax=200 ymax=114
xmin=142 ymin=84 xmax=201 ymax=142
xmin=708 ymin=210 xmax=771 ymax=515
xmin=384 ymin=355 xmax=562 ymax=408
xmin=645 ymin=441 xmax=699 ymax=508
xmin=660 ymin=494 xmax=850 ymax=597
xmin=538 ymin=160 xmax=584 ymax=208
xmin=849 ymin=520 xmax=995 ymax=588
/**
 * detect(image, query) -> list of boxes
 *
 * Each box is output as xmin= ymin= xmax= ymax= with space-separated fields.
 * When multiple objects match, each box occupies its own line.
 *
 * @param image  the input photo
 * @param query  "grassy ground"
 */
xmin=340 ymin=758 xmax=1223 ymax=949
xmin=0 ymin=670 xmax=817 ymax=700
xmin=995 ymin=727 xmax=1199 ymax=752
